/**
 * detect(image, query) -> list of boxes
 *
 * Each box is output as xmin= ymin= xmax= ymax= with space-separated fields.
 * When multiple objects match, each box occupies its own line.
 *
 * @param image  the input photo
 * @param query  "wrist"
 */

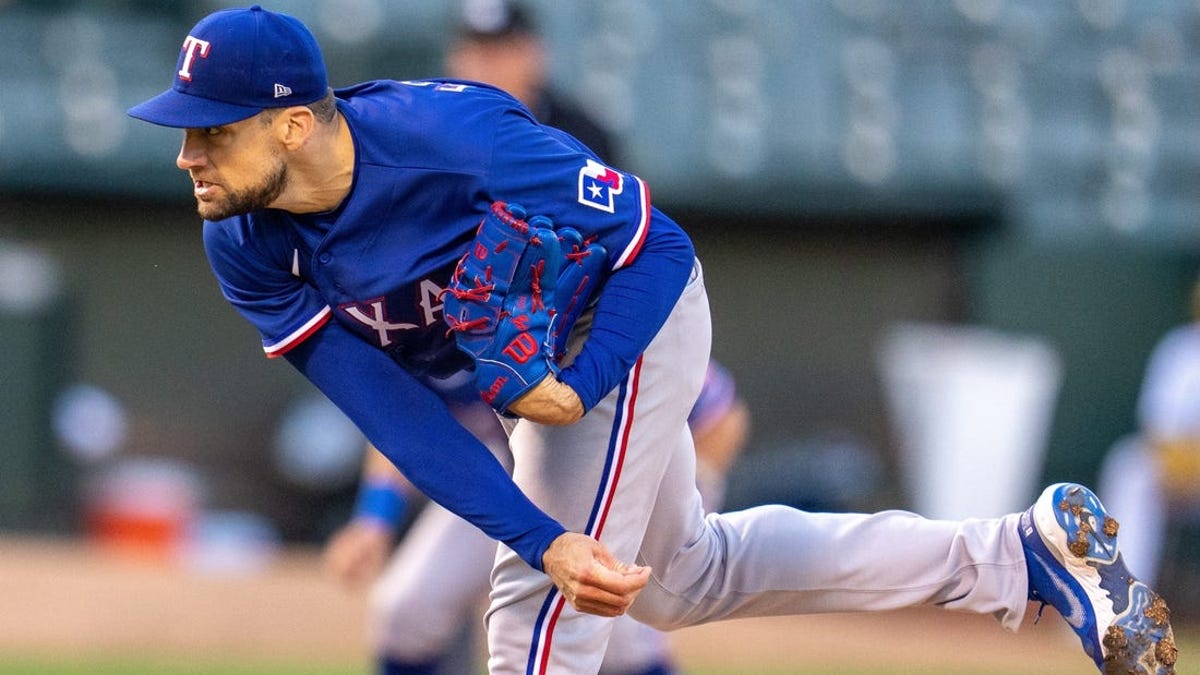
xmin=352 ymin=479 xmax=408 ymax=528
xmin=557 ymin=366 xmax=597 ymax=414
xmin=507 ymin=376 xmax=583 ymax=425
xmin=549 ymin=378 xmax=585 ymax=422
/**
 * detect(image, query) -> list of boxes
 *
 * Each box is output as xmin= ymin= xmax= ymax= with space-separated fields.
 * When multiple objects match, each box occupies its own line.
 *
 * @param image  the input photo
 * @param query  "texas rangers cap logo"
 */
xmin=126 ymin=5 xmax=329 ymax=129
xmin=577 ymin=159 xmax=624 ymax=213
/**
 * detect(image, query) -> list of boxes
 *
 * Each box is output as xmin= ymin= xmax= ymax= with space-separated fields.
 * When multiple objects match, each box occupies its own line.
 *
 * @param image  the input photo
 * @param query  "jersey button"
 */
xmin=318 ymin=253 xmax=332 ymax=264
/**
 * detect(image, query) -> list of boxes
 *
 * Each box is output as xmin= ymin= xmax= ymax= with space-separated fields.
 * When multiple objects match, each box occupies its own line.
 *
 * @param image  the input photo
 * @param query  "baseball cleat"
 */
xmin=1020 ymin=483 xmax=1177 ymax=674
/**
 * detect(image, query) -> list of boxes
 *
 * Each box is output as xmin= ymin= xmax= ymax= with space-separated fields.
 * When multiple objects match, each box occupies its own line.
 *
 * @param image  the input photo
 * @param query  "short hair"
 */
xmin=306 ymin=88 xmax=337 ymax=124
xmin=259 ymin=88 xmax=336 ymax=126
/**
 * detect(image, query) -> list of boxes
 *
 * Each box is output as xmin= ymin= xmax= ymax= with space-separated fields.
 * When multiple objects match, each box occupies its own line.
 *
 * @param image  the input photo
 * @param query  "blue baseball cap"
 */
xmin=128 ymin=5 xmax=328 ymax=128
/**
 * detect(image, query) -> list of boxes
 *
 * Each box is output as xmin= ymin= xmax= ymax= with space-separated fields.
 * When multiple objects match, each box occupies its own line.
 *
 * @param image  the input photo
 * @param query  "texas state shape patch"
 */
xmin=577 ymin=159 xmax=624 ymax=213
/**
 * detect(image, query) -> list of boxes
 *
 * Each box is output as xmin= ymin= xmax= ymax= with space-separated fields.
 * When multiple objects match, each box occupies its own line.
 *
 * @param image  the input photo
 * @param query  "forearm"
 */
xmin=348 ymin=444 xmax=413 ymax=529
xmin=285 ymin=322 xmax=566 ymax=569
xmin=508 ymin=377 xmax=584 ymax=425
xmin=558 ymin=214 xmax=695 ymax=412
xmin=363 ymin=443 xmax=417 ymax=496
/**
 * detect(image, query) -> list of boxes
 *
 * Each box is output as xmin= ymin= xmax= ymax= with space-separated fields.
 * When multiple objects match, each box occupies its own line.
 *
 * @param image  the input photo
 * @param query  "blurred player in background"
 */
xmin=445 ymin=0 xmax=617 ymax=166
xmin=325 ymin=361 xmax=749 ymax=674
xmin=1099 ymin=274 xmax=1200 ymax=586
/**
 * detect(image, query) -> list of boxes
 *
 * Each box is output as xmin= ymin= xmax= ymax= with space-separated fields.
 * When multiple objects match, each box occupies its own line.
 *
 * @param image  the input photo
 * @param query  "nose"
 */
xmin=176 ymin=132 xmax=205 ymax=171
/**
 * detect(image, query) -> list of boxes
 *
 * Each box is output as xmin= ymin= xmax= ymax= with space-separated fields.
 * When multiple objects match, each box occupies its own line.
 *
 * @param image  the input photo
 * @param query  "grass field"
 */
xmin=0 ymin=536 xmax=1191 ymax=675
xmin=0 ymin=643 xmax=1195 ymax=675
xmin=0 ymin=657 xmax=351 ymax=675
xmin=2 ymin=619 xmax=1192 ymax=674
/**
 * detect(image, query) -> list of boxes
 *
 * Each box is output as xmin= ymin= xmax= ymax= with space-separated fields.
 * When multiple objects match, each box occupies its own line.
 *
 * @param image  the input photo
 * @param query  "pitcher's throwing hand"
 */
xmin=543 ymin=532 xmax=650 ymax=617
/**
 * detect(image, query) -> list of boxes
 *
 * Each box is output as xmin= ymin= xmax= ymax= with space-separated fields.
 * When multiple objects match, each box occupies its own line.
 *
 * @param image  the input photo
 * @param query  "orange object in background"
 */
xmin=81 ymin=458 xmax=202 ymax=564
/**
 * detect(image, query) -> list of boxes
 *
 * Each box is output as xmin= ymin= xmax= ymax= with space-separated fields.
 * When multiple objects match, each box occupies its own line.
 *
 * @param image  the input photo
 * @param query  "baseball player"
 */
xmin=324 ymin=360 xmax=748 ymax=674
xmin=1098 ymin=274 xmax=1200 ymax=587
xmin=127 ymin=6 xmax=1176 ymax=674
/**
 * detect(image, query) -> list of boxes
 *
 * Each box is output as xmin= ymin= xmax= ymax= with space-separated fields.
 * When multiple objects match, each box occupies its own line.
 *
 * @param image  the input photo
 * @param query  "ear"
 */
xmin=277 ymin=106 xmax=316 ymax=150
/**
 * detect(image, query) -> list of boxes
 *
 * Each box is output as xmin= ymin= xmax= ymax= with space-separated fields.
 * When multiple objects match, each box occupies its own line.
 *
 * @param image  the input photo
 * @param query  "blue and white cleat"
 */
xmin=1020 ymin=483 xmax=1177 ymax=674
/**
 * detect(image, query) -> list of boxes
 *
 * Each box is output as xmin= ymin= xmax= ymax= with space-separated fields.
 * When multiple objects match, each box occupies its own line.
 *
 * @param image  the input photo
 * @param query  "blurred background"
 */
xmin=1 ymin=0 xmax=1199 ymax=671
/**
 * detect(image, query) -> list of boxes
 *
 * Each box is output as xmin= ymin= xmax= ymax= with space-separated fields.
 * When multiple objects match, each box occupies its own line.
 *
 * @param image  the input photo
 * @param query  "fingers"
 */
xmin=591 ymin=557 xmax=651 ymax=591
xmin=571 ymin=561 xmax=651 ymax=617
xmin=543 ymin=532 xmax=651 ymax=617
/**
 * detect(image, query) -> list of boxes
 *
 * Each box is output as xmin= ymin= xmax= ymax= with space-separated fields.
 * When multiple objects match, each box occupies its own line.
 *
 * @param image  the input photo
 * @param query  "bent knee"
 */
xmin=627 ymin=600 xmax=688 ymax=632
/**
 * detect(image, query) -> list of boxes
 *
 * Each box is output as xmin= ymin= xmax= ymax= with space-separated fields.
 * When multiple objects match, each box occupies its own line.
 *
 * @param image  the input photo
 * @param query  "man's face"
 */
xmin=446 ymin=34 xmax=545 ymax=108
xmin=176 ymin=113 xmax=288 ymax=221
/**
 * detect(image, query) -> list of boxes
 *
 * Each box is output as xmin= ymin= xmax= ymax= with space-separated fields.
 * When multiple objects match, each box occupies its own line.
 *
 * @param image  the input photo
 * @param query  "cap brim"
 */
xmin=127 ymin=87 xmax=263 ymax=128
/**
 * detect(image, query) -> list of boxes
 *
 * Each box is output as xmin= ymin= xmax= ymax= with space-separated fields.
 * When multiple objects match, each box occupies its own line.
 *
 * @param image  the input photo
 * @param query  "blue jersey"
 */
xmin=203 ymin=80 xmax=695 ymax=568
xmin=207 ymin=80 xmax=649 ymax=371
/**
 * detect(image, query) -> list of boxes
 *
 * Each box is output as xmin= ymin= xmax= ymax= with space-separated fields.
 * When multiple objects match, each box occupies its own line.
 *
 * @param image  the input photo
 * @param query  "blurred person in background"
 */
xmin=445 ymin=0 xmax=618 ymax=165
xmin=1099 ymin=273 xmax=1200 ymax=587
xmin=324 ymin=360 xmax=750 ymax=675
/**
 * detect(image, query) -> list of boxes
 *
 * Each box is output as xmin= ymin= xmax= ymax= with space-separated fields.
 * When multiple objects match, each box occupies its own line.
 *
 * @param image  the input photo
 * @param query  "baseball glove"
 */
xmin=549 ymin=226 xmax=607 ymax=362
xmin=443 ymin=201 xmax=564 ymax=414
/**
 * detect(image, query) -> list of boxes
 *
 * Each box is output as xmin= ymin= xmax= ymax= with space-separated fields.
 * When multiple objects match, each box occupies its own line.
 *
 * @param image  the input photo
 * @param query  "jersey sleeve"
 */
xmin=484 ymin=109 xmax=696 ymax=412
xmin=283 ymin=316 xmax=567 ymax=569
xmin=485 ymin=110 xmax=651 ymax=272
xmin=203 ymin=219 xmax=332 ymax=358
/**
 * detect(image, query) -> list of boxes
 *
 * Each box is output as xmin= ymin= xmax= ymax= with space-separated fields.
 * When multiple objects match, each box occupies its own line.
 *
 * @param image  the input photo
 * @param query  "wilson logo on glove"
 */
xmin=503 ymin=333 xmax=539 ymax=364
xmin=442 ymin=201 xmax=561 ymax=414
xmin=443 ymin=201 xmax=609 ymax=415
xmin=481 ymin=376 xmax=509 ymax=405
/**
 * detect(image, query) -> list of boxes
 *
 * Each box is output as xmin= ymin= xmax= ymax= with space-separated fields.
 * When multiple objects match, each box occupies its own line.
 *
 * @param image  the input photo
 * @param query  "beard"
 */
xmin=196 ymin=159 xmax=288 ymax=221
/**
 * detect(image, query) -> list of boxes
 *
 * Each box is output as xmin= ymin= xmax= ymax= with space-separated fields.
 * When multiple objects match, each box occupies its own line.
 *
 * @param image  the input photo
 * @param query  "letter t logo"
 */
xmin=178 ymin=36 xmax=211 ymax=81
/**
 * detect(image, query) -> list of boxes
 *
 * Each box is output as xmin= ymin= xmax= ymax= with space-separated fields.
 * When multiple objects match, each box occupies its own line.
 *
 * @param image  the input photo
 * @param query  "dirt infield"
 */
xmin=0 ymin=536 xmax=1107 ymax=673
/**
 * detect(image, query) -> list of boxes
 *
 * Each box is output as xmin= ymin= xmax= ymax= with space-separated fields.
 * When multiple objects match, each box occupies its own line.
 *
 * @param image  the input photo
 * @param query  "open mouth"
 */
xmin=193 ymin=180 xmax=218 ymax=198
